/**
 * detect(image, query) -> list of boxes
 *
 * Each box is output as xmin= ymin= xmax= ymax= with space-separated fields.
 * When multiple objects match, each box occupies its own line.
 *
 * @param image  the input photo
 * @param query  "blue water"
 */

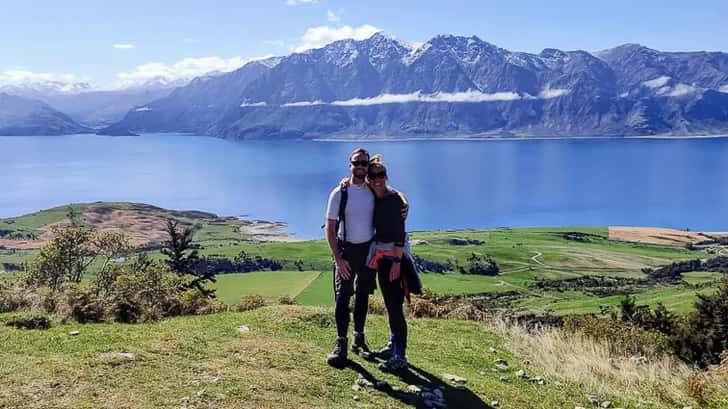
xmin=1 ymin=133 xmax=727 ymax=238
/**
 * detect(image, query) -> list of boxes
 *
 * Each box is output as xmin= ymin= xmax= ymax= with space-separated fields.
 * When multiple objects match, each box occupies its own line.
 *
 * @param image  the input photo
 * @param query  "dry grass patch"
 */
xmin=609 ymin=226 xmax=712 ymax=246
xmin=487 ymin=318 xmax=710 ymax=408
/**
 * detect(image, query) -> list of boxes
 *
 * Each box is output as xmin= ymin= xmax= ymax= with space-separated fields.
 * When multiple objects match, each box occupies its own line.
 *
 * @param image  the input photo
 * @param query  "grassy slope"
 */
xmin=1 ymin=305 xmax=646 ymax=409
xmin=211 ymin=271 xmax=320 ymax=305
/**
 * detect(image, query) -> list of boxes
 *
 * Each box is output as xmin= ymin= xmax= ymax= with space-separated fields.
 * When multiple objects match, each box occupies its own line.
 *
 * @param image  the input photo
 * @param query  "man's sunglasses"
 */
xmin=368 ymin=172 xmax=387 ymax=180
xmin=350 ymin=160 xmax=369 ymax=167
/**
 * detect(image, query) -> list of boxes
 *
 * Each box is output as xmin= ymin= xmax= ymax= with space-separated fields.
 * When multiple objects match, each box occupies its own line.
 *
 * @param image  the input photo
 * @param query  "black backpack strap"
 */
xmin=336 ymin=186 xmax=348 ymax=244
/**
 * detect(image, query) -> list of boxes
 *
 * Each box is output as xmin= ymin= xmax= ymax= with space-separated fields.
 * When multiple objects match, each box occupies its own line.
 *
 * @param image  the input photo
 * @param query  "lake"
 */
xmin=1 ymin=133 xmax=727 ymax=238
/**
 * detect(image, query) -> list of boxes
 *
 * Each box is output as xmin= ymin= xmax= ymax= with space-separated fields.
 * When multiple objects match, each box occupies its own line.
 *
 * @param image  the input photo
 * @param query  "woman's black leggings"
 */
xmin=377 ymin=259 xmax=407 ymax=355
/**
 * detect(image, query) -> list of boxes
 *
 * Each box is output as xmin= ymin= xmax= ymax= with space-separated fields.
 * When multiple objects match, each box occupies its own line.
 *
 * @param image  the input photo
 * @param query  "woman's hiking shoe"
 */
xmin=373 ymin=341 xmax=394 ymax=360
xmin=327 ymin=337 xmax=348 ymax=368
xmin=378 ymin=356 xmax=408 ymax=373
xmin=351 ymin=332 xmax=373 ymax=359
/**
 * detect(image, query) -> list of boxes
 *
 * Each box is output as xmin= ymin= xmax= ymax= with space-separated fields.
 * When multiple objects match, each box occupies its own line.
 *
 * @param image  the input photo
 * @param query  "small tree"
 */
xmin=27 ymin=227 xmax=132 ymax=290
xmin=161 ymin=220 xmax=215 ymax=297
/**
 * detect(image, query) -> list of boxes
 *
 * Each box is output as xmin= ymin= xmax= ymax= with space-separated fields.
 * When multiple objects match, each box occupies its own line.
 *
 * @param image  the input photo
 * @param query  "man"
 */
xmin=324 ymin=147 xmax=407 ymax=368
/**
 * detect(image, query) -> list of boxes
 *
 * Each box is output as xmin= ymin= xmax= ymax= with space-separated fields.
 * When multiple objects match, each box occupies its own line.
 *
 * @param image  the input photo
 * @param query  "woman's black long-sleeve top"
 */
xmin=373 ymin=190 xmax=406 ymax=247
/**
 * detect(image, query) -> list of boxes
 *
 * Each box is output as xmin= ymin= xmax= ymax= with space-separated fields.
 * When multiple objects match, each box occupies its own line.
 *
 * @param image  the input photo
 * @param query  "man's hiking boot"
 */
xmin=378 ymin=356 xmax=408 ymax=373
xmin=351 ymin=332 xmax=373 ymax=359
xmin=373 ymin=341 xmax=394 ymax=360
xmin=326 ymin=337 xmax=348 ymax=368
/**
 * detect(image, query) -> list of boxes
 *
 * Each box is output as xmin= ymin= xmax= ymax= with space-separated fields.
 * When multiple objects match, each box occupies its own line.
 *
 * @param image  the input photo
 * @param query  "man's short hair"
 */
xmin=350 ymin=147 xmax=370 ymax=161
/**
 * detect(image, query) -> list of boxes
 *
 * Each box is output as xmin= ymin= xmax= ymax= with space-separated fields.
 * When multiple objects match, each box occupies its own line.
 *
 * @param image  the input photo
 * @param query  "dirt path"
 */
xmin=531 ymin=251 xmax=549 ymax=267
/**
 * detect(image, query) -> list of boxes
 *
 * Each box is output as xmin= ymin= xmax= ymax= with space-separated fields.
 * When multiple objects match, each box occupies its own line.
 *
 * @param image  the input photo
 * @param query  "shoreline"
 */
xmin=312 ymin=133 xmax=728 ymax=142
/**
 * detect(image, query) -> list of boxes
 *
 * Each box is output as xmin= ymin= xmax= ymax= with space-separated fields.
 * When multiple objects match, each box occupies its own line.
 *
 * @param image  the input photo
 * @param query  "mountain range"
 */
xmin=4 ymin=33 xmax=728 ymax=138
xmin=0 ymin=93 xmax=91 ymax=136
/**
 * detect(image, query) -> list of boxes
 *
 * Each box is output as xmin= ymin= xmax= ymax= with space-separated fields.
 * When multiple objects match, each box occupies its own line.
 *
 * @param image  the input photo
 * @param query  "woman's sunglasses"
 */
xmin=368 ymin=172 xmax=387 ymax=180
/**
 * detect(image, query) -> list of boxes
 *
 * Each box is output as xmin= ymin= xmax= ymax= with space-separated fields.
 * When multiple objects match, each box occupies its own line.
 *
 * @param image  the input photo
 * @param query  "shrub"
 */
xmin=179 ymin=288 xmax=226 ymax=315
xmin=232 ymin=294 xmax=266 ymax=312
xmin=0 ymin=281 xmax=32 ymax=313
xmin=367 ymin=295 xmax=387 ymax=315
xmin=277 ymin=295 xmax=297 ymax=305
xmin=563 ymin=315 xmax=673 ymax=358
xmin=460 ymin=253 xmax=500 ymax=276
xmin=2 ymin=312 xmax=51 ymax=330
xmin=57 ymin=284 xmax=105 ymax=324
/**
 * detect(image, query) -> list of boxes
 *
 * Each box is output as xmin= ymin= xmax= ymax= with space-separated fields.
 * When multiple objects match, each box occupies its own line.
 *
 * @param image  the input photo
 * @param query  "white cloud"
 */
xmin=240 ymin=102 xmax=268 ymax=107
xmin=327 ymin=9 xmax=340 ymax=22
xmin=280 ymin=89 xmax=567 ymax=107
xmin=114 ymin=55 xmax=274 ymax=88
xmin=0 ymin=69 xmax=79 ymax=86
xmin=294 ymin=24 xmax=380 ymax=52
xmin=113 ymin=43 xmax=136 ymax=49
xmin=134 ymin=106 xmax=151 ymax=112
xmin=538 ymin=87 xmax=570 ymax=99
xmin=718 ymin=85 xmax=728 ymax=93
xmin=643 ymin=76 xmax=671 ymax=89
xmin=286 ymin=0 xmax=317 ymax=5
xmin=665 ymin=83 xmax=696 ymax=97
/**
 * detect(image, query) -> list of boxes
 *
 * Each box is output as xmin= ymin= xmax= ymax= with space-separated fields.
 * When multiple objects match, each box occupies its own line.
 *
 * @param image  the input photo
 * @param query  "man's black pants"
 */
xmin=333 ymin=241 xmax=375 ymax=338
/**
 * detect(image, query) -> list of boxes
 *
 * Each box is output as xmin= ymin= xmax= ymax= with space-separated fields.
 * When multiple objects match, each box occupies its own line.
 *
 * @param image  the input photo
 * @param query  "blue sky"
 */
xmin=1 ymin=0 xmax=726 ymax=88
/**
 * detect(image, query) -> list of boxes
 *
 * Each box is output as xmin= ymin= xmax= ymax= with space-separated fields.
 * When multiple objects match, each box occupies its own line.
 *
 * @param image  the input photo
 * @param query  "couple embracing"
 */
xmin=324 ymin=147 xmax=421 ymax=372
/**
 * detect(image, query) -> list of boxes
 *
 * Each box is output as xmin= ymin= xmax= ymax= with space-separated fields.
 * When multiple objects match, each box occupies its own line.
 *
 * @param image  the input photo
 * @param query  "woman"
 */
xmin=365 ymin=154 xmax=419 ymax=373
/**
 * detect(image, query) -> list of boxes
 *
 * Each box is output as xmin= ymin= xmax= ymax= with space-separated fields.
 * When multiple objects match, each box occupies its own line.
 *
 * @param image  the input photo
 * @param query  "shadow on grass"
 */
xmin=346 ymin=361 xmax=493 ymax=409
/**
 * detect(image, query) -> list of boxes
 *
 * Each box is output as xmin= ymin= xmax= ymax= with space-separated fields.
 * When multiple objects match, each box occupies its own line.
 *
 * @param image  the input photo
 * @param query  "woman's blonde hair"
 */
xmin=368 ymin=154 xmax=387 ymax=178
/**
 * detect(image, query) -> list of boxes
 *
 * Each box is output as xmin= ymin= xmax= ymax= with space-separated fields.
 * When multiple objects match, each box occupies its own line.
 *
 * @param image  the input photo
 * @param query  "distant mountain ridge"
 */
xmin=0 ymin=93 xmax=92 ymax=136
xmin=97 ymin=33 xmax=728 ymax=138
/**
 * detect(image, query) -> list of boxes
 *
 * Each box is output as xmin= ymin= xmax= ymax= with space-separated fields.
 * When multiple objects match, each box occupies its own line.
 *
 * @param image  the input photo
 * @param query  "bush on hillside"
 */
xmin=460 ymin=253 xmax=500 ymax=276
xmin=58 ymin=283 xmax=105 ymax=323
xmin=2 ymin=312 xmax=52 ymax=330
xmin=277 ymin=295 xmax=297 ymax=305
xmin=232 ymin=294 xmax=266 ymax=312
xmin=563 ymin=314 xmax=673 ymax=358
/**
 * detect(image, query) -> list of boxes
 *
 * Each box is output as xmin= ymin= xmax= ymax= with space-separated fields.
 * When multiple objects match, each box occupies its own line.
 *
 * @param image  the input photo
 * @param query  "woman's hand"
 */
xmin=339 ymin=177 xmax=351 ymax=189
xmin=389 ymin=260 xmax=401 ymax=282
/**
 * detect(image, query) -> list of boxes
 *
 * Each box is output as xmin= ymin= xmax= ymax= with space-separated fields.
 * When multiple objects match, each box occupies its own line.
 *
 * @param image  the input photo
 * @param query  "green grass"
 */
xmin=211 ymin=271 xmax=320 ymax=305
xmin=0 ymin=305 xmax=662 ymax=409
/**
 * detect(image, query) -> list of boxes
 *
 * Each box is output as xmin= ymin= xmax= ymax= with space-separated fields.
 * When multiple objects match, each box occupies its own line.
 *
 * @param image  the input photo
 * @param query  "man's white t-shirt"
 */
xmin=325 ymin=183 xmax=375 ymax=244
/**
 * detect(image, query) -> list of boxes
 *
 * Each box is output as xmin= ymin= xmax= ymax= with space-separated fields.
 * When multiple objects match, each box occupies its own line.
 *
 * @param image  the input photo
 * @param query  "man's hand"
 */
xmin=335 ymin=255 xmax=352 ymax=280
xmin=389 ymin=260 xmax=401 ymax=282
xmin=339 ymin=177 xmax=351 ymax=189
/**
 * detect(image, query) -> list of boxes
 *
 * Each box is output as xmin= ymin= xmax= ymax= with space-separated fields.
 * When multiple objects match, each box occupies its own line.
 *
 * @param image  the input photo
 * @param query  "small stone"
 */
xmin=495 ymin=364 xmax=509 ymax=371
xmin=353 ymin=395 xmax=359 ymax=401
xmin=491 ymin=401 xmax=499 ymax=407
xmin=249 ymin=384 xmax=257 ymax=390
xmin=443 ymin=373 xmax=467 ymax=384
xmin=196 ymin=389 xmax=206 ymax=397
xmin=523 ymin=359 xmax=531 ymax=365
xmin=587 ymin=394 xmax=599 ymax=405
xmin=489 ymin=347 xmax=497 ymax=353
xmin=530 ymin=376 xmax=544 ymax=385
xmin=69 ymin=330 xmax=80 ymax=336
xmin=352 ymin=384 xmax=361 ymax=391
xmin=357 ymin=377 xmax=374 ymax=387
xmin=236 ymin=325 xmax=250 ymax=333
xmin=601 ymin=402 xmax=612 ymax=408
xmin=494 ymin=358 xmax=508 ymax=366
xmin=499 ymin=376 xmax=510 ymax=383
xmin=682 ymin=407 xmax=693 ymax=409
xmin=515 ymin=370 xmax=528 ymax=379
xmin=575 ymin=407 xmax=586 ymax=409
xmin=407 ymin=385 xmax=421 ymax=393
